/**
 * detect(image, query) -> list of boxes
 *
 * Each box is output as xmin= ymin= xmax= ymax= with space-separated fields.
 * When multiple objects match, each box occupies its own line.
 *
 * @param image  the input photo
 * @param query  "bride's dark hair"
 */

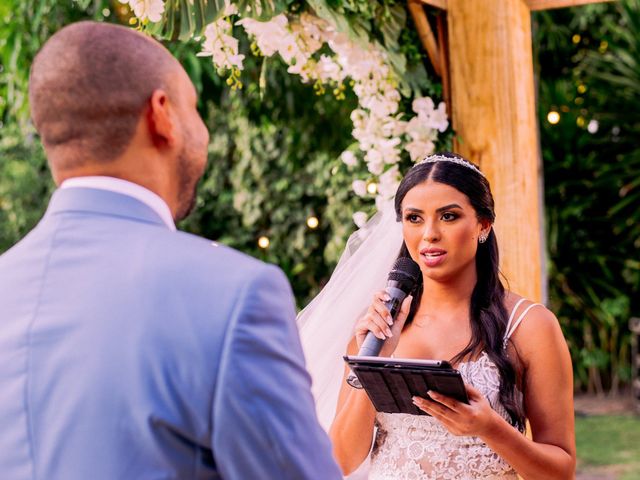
xmin=394 ymin=152 xmax=526 ymax=431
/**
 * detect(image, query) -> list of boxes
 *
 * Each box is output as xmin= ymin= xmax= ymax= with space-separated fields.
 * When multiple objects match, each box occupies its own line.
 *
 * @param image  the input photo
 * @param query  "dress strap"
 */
xmin=503 ymin=299 xmax=543 ymax=349
xmin=505 ymin=298 xmax=527 ymax=333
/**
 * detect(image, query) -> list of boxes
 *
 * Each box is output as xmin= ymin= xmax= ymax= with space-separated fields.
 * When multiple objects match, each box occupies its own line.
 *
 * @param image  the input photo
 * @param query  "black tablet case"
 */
xmin=344 ymin=355 xmax=469 ymax=415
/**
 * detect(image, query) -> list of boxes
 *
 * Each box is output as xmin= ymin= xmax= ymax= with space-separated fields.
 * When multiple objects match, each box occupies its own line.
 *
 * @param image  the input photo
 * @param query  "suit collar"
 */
xmin=45 ymin=187 xmax=170 ymax=229
xmin=60 ymin=176 xmax=175 ymax=230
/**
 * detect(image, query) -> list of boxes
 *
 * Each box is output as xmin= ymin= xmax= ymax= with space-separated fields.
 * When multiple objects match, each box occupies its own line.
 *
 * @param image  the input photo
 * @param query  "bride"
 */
xmin=298 ymin=153 xmax=575 ymax=479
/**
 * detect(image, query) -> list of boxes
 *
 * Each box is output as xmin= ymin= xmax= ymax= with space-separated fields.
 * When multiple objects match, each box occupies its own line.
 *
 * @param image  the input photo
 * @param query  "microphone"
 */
xmin=358 ymin=257 xmax=421 ymax=357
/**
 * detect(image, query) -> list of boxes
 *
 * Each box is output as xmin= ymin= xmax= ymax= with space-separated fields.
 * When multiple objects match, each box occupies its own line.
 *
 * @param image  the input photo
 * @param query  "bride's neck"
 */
xmin=418 ymin=271 xmax=477 ymax=315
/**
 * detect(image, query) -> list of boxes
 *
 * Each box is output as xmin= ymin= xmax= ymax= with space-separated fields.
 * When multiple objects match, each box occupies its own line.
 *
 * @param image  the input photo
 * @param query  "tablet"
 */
xmin=344 ymin=355 xmax=469 ymax=415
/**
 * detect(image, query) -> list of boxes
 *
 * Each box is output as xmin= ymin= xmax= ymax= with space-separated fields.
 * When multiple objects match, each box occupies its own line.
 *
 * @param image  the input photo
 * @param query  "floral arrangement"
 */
xmin=119 ymin=0 xmax=448 ymax=226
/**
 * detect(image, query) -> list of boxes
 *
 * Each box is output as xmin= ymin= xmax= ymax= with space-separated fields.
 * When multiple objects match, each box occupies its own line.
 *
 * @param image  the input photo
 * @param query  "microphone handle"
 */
xmin=358 ymin=286 xmax=407 ymax=357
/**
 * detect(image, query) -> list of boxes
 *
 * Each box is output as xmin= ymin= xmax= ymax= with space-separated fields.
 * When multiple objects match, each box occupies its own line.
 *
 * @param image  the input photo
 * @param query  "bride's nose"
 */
xmin=422 ymin=219 xmax=441 ymax=243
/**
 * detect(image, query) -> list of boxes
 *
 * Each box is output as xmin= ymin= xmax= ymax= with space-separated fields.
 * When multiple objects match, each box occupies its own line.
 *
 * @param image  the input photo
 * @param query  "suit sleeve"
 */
xmin=212 ymin=263 xmax=342 ymax=480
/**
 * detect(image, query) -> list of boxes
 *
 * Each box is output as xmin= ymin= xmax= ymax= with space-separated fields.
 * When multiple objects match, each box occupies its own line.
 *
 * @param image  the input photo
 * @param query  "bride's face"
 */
xmin=400 ymin=179 xmax=489 ymax=283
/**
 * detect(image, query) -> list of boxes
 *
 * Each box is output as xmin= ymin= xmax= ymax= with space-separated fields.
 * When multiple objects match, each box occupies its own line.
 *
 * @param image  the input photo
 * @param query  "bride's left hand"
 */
xmin=412 ymin=384 xmax=500 ymax=438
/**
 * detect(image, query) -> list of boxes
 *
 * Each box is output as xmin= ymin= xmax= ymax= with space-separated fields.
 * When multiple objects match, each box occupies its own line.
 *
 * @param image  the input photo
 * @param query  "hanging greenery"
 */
xmin=116 ymin=0 xmax=449 ymax=222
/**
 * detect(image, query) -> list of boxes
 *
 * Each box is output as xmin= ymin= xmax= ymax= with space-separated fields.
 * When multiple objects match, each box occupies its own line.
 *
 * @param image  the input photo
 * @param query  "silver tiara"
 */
xmin=417 ymin=154 xmax=485 ymax=177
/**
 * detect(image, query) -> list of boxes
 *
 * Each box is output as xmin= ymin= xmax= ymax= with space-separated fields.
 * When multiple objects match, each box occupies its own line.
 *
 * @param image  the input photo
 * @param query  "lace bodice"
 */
xmin=369 ymin=352 xmax=520 ymax=479
xmin=369 ymin=300 xmax=540 ymax=480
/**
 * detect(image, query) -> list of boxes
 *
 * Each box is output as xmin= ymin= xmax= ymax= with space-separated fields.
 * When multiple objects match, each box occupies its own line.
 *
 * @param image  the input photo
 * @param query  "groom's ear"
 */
xmin=146 ymin=89 xmax=177 ymax=149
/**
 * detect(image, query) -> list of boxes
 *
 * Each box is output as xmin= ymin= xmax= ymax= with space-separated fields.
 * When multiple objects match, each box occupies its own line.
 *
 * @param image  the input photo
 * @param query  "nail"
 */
xmin=386 ymin=316 xmax=393 ymax=326
xmin=386 ymin=328 xmax=393 ymax=337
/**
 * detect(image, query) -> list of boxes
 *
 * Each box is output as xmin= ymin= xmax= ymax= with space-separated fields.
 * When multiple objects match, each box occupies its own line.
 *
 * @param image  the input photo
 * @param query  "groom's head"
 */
xmin=29 ymin=21 xmax=209 ymax=221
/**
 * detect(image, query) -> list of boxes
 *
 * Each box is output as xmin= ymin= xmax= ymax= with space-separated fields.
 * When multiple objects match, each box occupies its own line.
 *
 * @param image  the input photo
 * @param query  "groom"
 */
xmin=0 ymin=21 xmax=340 ymax=479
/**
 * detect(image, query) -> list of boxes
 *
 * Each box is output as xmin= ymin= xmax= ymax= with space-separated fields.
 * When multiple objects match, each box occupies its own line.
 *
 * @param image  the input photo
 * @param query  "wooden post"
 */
xmin=447 ymin=0 xmax=545 ymax=302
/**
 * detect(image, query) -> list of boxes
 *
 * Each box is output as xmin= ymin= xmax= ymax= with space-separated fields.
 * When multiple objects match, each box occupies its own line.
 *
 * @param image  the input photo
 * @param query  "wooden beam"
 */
xmin=447 ymin=0 xmax=545 ymax=302
xmin=408 ymin=0 xmax=442 ymax=77
xmin=436 ymin=13 xmax=451 ymax=115
xmin=527 ymin=0 xmax=614 ymax=11
xmin=418 ymin=0 xmax=448 ymax=10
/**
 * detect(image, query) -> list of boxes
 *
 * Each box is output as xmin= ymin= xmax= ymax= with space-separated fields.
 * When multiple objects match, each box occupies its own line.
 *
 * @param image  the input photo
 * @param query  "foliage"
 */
xmin=0 ymin=127 xmax=53 ymax=252
xmin=534 ymin=0 xmax=640 ymax=393
xmin=126 ymin=0 xmax=450 ymax=216
xmin=175 ymin=47 xmax=368 ymax=304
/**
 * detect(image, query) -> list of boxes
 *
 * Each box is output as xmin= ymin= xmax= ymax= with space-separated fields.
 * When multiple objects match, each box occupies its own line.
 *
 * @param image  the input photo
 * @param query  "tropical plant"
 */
xmin=534 ymin=1 xmax=639 ymax=394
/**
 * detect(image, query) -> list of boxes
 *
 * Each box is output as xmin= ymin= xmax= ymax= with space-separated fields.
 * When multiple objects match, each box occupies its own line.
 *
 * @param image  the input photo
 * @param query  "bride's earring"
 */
xmin=479 ymin=231 xmax=488 ymax=244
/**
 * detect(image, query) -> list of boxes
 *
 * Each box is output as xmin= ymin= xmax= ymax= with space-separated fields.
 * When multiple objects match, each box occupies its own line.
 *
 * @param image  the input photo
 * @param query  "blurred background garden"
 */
xmin=1 ymin=1 xmax=638 ymax=477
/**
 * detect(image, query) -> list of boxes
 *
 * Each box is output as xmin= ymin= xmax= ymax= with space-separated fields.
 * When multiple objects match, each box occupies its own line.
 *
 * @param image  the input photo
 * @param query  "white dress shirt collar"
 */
xmin=60 ymin=176 xmax=176 ymax=231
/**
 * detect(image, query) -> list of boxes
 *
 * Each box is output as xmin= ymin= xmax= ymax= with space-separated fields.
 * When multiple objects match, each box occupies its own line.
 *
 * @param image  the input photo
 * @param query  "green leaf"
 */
xmin=306 ymin=0 xmax=370 ymax=44
xmin=235 ymin=0 xmax=290 ymax=21
xmin=179 ymin=0 xmax=195 ymax=41
xmin=193 ymin=0 xmax=208 ymax=34
xmin=204 ymin=0 xmax=228 ymax=23
xmin=379 ymin=3 xmax=406 ymax=51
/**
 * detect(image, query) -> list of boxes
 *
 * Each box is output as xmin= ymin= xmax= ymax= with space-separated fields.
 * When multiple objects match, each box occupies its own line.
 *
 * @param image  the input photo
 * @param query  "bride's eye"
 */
xmin=404 ymin=213 xmax=421 ymax=223
xmin=441 ymin=212 xmax=458 ymax=222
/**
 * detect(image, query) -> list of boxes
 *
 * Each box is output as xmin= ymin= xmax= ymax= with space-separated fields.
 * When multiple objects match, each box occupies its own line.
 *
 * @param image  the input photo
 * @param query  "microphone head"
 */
xmin=388 ymin=257 xmax=421 ymax=288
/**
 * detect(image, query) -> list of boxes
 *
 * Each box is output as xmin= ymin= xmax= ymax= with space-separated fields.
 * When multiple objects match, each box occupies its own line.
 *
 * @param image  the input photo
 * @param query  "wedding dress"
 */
xmin=368 ymin=298 xmax=541 ymax=480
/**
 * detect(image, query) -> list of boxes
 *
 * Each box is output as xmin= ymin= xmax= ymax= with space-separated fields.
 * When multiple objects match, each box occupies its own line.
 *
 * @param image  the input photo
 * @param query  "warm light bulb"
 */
xmin=547 ymin=111 xmax=560 ymax=125
xmin=307 ymin=216 xmax=319 ymax=229
xmin=258 ymin=236 xmax=270 ymax=249
xmin=367 ymin=182 xmax=378 ymax=195
xmin=576 ymin=116 xmax=586 ymax=128
xmin=577 ymin=84 xmax=587 ymax=94
xmin=572 ymin=34 xmax=581 ymax=44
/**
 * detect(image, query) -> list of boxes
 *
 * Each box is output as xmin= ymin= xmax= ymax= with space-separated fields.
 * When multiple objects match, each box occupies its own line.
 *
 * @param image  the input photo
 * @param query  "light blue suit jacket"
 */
xmin=0 ymin=187 xmax=341 ymax=479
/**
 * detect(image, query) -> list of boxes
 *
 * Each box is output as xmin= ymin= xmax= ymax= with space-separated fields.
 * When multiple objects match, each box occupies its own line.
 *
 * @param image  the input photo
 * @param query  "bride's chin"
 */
xmin=421 ymin=266 xmax=457 ymax=284
xmin=414 ymin=254 xmax=465 ymax=284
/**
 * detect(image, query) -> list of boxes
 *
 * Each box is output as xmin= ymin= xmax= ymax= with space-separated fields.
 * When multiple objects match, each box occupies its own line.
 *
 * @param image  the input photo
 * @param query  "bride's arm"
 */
xmin=486 ymin=305 xmax=576 ymax=479
xmin=329 ymin=293 xmax=413 ymax=475
xmin=413 ymin=306 xmax=576 ymax=479
xmin=329 ymin=338 xmax=378 ymax=475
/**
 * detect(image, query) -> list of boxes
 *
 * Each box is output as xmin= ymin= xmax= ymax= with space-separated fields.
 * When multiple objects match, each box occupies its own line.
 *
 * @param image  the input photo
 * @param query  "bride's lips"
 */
xmin=420 ymin=247 xmax=447 ymax=268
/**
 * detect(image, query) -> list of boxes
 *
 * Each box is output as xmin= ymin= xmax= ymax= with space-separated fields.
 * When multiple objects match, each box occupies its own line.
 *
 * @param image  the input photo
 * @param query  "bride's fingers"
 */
xmin=391 ymin=295 xmax=413 ymax=331
xmin=357 ymin=313 xmax=392 ymax=340
xmin=412 ymin=396 xmax=447 ymax=417
xmin=371 ymin=294 xmax=393 ymax=325
xmin=369 ymin=312 xmax=393 ymax=338
xmin=425 ymin=390 xmax=461 ymax=413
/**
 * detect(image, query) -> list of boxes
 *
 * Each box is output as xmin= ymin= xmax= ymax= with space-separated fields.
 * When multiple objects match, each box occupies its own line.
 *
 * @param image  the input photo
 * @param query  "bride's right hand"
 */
xmin=354 ymin=292 xmax=413 ymax=357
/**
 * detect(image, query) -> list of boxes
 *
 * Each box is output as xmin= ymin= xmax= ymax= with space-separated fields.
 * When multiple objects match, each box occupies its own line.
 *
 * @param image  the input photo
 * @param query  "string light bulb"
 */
xmin=307 ymin=216 xmax=319 ymax=229
xmin=258 ymin=236 xmax=270 ymax=249
xmin=366 ymin=182 xmax=378 ymax=195
xmin=547 ymin=111 xmax=560 ymax=125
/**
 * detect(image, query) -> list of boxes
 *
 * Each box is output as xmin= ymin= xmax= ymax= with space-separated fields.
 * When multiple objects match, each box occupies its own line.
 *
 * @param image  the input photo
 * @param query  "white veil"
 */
xmin=297 ymin=199 xmax=403 ymax=431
